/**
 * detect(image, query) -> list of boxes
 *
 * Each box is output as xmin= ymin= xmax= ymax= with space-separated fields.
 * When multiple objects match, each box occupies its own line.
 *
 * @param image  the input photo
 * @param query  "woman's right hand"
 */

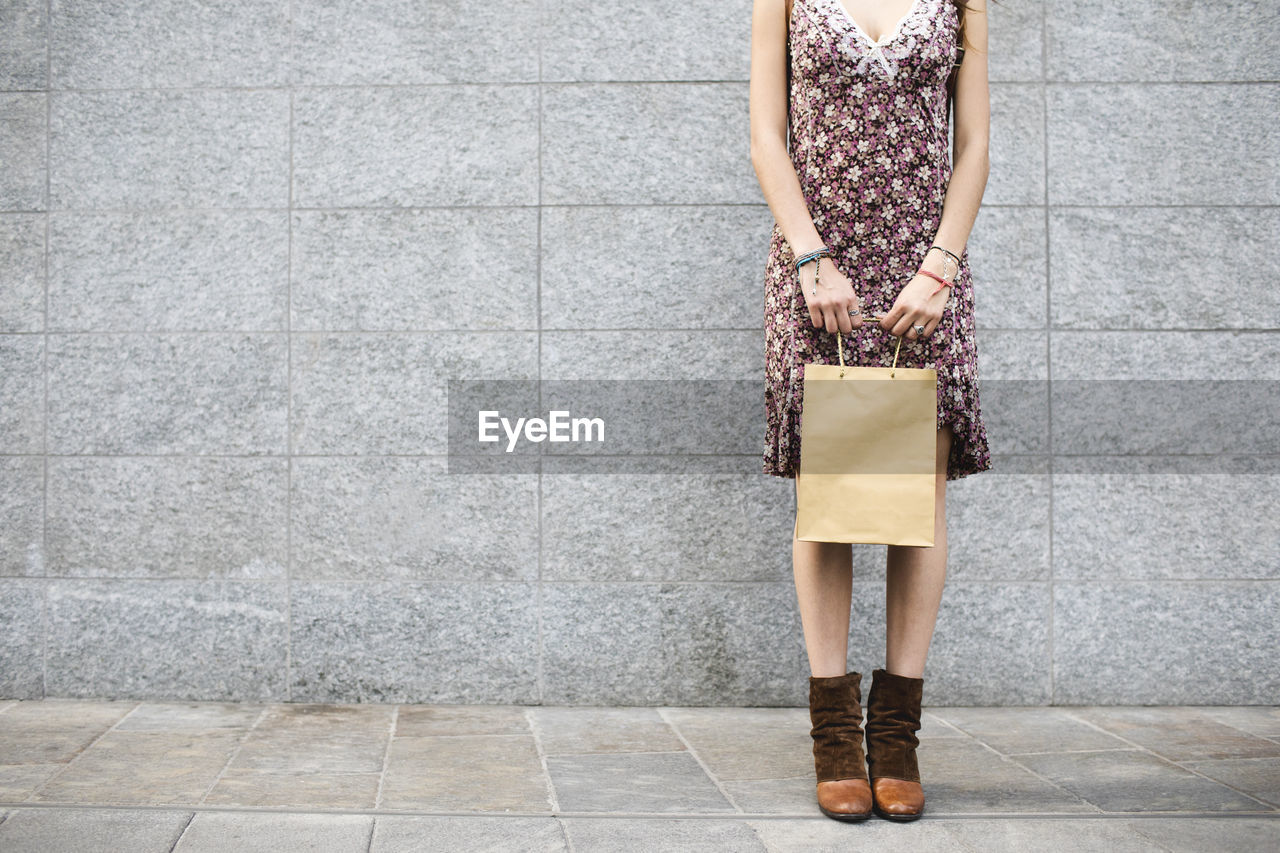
xmin=800 ymin=257 xmax=865 ymax=334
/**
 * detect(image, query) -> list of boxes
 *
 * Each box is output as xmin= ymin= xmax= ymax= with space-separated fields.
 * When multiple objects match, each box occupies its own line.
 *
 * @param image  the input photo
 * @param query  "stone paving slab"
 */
xmin=930 ymin=706 xmax=1132 ymax=754
xmin=115 ymin=702 xmax=265 ymax=732
xmin=1183 ymin=758 xmax=1280 ymax=808
xmin=29 ymin=729 xmax=244 ymax=805
xmin=0 ymin=701 xmax=1278 ymax=851
xmin=530 ymin=707 xmax=686 ymax=755
xmin=716 ymin=775 xmax=819 ymax=815
xmin=562 ymin=816 xmax=763 ymax=851
xmin=659 ymin=707 xmax=812 ymax=781
xmin=172 ymin=812 xmax=372 ymax=852
xmin=232 ymin=730 xmax=389 ymax=774
xmin=546 ymin=751 xmax=737 ymax=814
xmin=0 ymin=807 xmax=191 ymax=853
xmin=369 ymin=814 xmax=567 ymax=852
xmin=1072 ymin=706 xmax=1280 ymax=761
xmin=748 ymin=816 xmax=1135 ymax=852
xmin=747 ymin=816 xmax=1280 ymax=852
xmin=1111 ymin=817 xmax=1280 ymax=853
xmin=0 ymin=699 xmax=136 ymax=763
xmin=395 ymin=705 xmax=529 ymax=738
xmin=916 ymin=738 xmax=1097 ymax=814
xmin=380 ymin=734 xmax=550 ymax=812
xmin=1013 ymin=749 xmax=1267 ymax=813
xmin=1189 ymin=706 xmax=1280 ymax=740
xmin=203 ymin=769 xmax=382 ymax=809
xmin=1 ymin=809 xmax=1277 ymax=853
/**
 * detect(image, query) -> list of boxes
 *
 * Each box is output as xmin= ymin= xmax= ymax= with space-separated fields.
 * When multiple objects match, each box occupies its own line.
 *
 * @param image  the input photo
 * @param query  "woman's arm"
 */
xmin=883 ymin=0 xmax=991 ymax=340
xmin=930 ymin=0 xmax=990 ymax=269
xmin=748 ymin=0 xmax=826 ymax=263
xmin=749 ymin=0 xmax=862 ymax=334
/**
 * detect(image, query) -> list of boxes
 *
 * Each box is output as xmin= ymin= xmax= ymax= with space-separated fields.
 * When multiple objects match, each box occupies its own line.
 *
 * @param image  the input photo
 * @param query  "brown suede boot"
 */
xmin=864 ymin=668 xmax=926 ymax=821
xmin=807 ymin=670 xmax=873 ymax=821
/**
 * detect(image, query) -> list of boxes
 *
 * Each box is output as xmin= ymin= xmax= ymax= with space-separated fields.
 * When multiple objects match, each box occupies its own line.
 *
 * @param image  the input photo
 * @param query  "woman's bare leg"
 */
xmin=883 ymin=426 xmax=953 ymax=678
xmin=792 ymin=492 xmax=853 ymax=678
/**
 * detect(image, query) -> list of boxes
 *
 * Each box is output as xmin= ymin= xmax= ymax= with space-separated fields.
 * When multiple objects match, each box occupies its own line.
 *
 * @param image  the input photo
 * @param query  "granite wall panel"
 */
xmin=1 ymin=0 xmax=1275 ymax=704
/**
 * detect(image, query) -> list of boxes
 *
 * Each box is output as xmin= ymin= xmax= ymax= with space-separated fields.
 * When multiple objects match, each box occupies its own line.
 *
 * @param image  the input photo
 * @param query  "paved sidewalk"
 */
xmin=0 ymin=700 xmax=1277 ymax=851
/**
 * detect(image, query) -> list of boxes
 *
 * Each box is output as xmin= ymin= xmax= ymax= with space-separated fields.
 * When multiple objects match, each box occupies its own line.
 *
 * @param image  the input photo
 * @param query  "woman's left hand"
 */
xmin=879 ymin=273 xmax=950 ymax=340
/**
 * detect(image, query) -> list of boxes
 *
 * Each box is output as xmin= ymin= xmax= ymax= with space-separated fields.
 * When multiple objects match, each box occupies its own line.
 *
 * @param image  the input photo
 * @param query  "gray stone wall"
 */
xmin=1 ymin=1 xmax=1277 ymax=705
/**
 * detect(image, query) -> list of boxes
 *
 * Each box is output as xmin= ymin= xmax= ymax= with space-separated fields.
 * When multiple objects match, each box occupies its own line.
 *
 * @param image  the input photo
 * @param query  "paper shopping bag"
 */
xmin=795 ymin=327 xmax=938 ymax=545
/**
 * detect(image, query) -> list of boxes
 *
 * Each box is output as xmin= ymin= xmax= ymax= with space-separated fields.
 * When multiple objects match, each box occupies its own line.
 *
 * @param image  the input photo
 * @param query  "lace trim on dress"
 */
xmin=808 ymin=0 xmax=935 ymax=80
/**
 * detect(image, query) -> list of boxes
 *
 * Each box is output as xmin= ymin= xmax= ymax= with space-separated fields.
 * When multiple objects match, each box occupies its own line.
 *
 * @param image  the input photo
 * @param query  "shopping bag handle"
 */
xmin=837 ymin=314 xmax=904 ymax=378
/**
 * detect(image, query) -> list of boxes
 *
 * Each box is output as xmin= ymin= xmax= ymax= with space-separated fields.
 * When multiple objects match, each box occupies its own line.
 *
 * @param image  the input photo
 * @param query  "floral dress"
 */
xmin=763 ymin=0 xmax=992 ymax=481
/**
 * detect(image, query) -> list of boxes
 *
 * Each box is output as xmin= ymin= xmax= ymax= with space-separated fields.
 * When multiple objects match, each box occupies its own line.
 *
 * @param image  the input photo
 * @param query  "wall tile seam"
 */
xmin=284 ymin=0 xmax=295 ymax=705
xmin=535 ymin=0 xmax=546 ymax=706
xmin=40 ymin=0 xmax=52 ymax=702
xmin=1042 ymin=0 xmax=1055 ymax=704
xmin=9 ymin=578 xmax=1127 ymax=585
xmin=26 ymin=79 xmax=1280 ymax=90
xmin=18 ymin=326 xmax=1280 ymax=333
xmin=11 ymin=204 xmax=1280 ymax=213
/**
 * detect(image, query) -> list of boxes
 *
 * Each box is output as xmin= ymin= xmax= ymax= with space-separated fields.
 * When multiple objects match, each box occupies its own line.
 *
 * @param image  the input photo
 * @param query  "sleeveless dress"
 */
xmin=763 ymin=0 xmax=993 ymax=482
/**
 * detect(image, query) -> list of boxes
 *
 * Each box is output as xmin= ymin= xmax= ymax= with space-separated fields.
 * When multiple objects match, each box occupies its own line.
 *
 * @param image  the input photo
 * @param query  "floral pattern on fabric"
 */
xmin=763 ymin=0 xmax=993 ymax=481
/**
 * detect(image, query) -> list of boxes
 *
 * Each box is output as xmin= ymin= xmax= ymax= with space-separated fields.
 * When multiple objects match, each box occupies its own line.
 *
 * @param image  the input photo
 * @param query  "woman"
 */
xmin=748 ymin=0 xmax=993 ymax=822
